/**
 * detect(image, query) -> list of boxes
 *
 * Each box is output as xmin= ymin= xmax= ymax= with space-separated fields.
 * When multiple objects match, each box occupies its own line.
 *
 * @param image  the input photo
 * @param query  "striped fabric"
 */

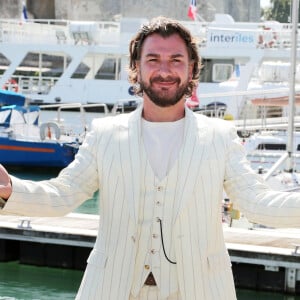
xmin=131 ymin=140 xmax=181 ymax=297
xmin=4 ymin=105 xmax=300 ymax=299
xmin=130 ymin=286 xmax=181 ymax=299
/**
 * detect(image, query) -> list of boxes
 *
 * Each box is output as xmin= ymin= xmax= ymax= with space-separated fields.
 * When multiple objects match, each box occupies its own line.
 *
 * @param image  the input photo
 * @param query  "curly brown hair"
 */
xmin=128 ymin=16 xmax=201 ymax=98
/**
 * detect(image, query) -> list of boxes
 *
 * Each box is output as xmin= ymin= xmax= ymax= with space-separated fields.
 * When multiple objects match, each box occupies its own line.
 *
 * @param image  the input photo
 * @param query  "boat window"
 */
xmin=257 ymin=143 xmax=286 ymax=150
xmin=95 ymin=58 xmax=121 ymax=80
xmin=199 ymin=59 xmax=234 ymax=83
xmin=71 ymin=63 xmax=90 ymax=79
xmin=199 ymin=59 xmax=213 ymax=82
xmin=212 ymin=64 xmax=234 ymax=82
xmin=14 ymin=53 xmax=71 ymax=78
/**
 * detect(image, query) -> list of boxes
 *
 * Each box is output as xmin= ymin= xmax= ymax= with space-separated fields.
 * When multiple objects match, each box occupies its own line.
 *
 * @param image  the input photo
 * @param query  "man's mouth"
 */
xmin=151 ymin=77 xmax=180 ymax=87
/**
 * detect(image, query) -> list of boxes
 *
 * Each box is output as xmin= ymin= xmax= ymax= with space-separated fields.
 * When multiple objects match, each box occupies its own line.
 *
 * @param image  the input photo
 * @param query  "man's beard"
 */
xmin=139 ymin=75 xmax=189 ymax=107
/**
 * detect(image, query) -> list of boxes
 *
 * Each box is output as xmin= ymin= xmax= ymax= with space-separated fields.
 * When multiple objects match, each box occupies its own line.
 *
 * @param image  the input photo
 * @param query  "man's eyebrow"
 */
xmin=145 ymin=53 xmax=159 ymax=57
xmin=144 ymin=53 xmax=185 ymax=58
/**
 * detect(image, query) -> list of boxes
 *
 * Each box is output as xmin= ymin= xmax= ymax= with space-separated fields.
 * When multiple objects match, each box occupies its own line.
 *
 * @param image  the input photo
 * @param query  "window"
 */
xmin=212 ymin=64 xmax=234 ymax=82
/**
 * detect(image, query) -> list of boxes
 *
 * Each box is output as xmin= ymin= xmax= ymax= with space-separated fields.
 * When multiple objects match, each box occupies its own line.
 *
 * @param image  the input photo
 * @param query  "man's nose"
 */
xmin=159 ymin=61 xmax=171 ymax=74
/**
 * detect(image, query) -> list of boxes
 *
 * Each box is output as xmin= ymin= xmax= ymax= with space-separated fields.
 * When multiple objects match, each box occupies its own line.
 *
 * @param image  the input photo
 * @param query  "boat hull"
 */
xmin=0 ymin=137 xmax=78 ymax=168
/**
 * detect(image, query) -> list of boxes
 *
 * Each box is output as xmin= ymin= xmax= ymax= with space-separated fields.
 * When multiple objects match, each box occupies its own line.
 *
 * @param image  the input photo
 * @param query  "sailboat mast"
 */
xmin=286 ymin=0 xmax=299 ymax=172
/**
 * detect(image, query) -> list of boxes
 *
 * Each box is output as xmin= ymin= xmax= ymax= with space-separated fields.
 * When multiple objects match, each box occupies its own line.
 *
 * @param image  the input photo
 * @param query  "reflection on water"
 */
xmin=1 ymin=261 xmax=300 ymax=300
xmin=0 ymin=261 xmax=82 ymax=300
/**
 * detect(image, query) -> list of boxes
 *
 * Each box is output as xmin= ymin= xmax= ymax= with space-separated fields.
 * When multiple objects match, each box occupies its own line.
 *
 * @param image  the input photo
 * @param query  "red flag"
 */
xmin=188 ymin=0 xmax=197 ymax=20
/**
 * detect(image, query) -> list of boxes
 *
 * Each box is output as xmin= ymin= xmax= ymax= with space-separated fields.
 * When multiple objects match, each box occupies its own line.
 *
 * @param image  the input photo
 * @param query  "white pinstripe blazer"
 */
xmin=3 ymin=105 xmax=300 ymax=300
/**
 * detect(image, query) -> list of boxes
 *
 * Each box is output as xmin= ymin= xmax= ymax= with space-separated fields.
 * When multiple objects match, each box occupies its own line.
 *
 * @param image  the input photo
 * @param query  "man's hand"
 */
xmin=0 ymin=164 xmax=12 ymax=200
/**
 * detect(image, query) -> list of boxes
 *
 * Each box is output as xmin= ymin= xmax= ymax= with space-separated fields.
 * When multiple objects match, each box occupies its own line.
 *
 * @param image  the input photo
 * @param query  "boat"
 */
xmin=243 ymin=130 xmax=300 ymax=172
xmin=0 ymin=90 xmax=83 ymax=168
xmin=243 ymin=0 xmax=300 ymax=194
xmin=1 ymin=14 xmax=300 ymax=118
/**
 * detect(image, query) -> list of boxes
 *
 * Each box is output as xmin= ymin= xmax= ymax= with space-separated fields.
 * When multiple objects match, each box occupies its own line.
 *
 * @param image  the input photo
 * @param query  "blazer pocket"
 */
xmin=87 ymin=248 xmax=108 ymax=269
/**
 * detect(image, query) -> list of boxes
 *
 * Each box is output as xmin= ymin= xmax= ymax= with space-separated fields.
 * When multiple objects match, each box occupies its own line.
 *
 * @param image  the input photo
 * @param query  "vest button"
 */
xmin=144 ymin=264 xmax=150 ymax=270
xmin=152 ymin=233 xmax=158 ymax=239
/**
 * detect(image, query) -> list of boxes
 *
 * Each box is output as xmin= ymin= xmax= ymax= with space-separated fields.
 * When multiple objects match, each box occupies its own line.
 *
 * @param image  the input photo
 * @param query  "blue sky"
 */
xmin=261 ymin=0 xmax=271 ymax=8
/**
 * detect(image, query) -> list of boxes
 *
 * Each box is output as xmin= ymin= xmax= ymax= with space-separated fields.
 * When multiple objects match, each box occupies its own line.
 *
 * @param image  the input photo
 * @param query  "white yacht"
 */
xmin=243 ymin=130 xmax=300 ymax=172
xmin=1 ymin=14 xmax=300 ymax=118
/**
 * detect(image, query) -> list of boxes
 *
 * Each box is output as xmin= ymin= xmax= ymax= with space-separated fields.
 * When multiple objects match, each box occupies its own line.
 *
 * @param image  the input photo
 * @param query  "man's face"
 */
xmin=137 ymin=33 xmax=193 ymax=107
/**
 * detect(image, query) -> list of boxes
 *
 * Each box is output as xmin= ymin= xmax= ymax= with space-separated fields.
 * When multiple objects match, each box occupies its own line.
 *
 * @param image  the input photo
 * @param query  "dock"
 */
xmin=1 ymin=214 xmax=300 ymax=294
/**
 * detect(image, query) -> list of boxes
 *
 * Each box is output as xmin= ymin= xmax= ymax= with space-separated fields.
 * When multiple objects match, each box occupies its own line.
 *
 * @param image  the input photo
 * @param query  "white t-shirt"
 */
xmin=142 ymin=118 xmax=185 ymax=180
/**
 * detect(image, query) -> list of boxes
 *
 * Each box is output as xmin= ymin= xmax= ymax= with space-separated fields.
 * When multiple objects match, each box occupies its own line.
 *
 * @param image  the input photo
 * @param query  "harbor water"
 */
xmin=1 ymin=260 xmax=300 ymax=300
xmin=1 ymin=111 xmax=300 ymax=299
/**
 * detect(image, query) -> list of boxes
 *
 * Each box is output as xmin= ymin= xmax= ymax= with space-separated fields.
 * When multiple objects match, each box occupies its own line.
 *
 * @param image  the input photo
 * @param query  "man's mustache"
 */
xmin=150 ymin=76 xmax=180 ymax=84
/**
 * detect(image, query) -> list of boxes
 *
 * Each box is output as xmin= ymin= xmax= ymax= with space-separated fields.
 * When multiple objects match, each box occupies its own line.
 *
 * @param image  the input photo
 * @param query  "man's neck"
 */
xmin=142 ymin=99 xmax=186 ymax=122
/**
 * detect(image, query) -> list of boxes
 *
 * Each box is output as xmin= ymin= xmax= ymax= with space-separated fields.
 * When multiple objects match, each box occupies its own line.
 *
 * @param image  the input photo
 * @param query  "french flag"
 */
xmin=22 ymin=1 xmax=28 ymax=21
xmin=188 ymin=0 xmax=197 ymax=21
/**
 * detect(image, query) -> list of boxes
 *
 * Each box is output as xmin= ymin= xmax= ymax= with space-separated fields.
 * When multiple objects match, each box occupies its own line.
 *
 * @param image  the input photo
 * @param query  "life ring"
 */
xmin=257 ymin=27 xmax=278 ymax=48
xmin=2 ymin=79 xmax=19 ymax=92
xmin=40 ymin=122 xmax=61 ymax=140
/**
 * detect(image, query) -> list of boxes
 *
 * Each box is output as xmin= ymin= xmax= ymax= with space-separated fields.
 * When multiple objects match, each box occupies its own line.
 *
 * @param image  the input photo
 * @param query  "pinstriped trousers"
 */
xmin=130 ymin=286 xmax=181 ymax=300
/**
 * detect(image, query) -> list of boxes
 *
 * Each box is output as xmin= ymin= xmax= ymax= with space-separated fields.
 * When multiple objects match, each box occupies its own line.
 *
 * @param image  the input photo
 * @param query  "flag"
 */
xmin=22 ymin=1 xmax=28 ymax=21
xmin=188 ymin=0 xmax=197 ymax=21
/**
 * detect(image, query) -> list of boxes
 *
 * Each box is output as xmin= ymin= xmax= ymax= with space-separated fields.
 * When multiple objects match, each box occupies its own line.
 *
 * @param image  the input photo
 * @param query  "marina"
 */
xmin=2 ymin=3 xmax=300 ymax=299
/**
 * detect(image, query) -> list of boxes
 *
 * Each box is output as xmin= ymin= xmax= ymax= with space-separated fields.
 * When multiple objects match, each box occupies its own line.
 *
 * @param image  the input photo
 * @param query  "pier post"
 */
xmin=285 ymin=268 xmax=296 ymax=293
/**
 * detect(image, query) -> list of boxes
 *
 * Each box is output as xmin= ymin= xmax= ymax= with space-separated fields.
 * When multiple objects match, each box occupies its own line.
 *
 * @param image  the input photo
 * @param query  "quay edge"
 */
xmin=1 ymin=214 xmax=300 ymax=294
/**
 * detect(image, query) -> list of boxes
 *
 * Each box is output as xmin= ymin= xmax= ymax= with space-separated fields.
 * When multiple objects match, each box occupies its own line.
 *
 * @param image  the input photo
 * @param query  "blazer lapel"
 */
xmin=119 ymin=106 xmax=143 ymax=225
xmin=174 ymin=106 xmax=211 ymax=220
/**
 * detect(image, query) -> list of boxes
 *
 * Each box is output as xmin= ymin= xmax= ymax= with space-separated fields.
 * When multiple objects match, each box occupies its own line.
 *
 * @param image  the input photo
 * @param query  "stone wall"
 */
xmin=0 ymin=0 xmax=20 ymax=18
xmin=0 ymin=0 xmax=261 ymax=22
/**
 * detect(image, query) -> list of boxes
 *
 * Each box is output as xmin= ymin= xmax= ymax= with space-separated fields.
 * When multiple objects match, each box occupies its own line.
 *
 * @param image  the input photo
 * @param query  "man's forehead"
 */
xmin=141 ymin=33 xmax=188 ymax=56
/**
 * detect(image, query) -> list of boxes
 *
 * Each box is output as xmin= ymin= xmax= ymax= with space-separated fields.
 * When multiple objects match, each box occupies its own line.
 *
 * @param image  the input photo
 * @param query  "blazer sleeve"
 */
xmin=223 ymin=124 xmax=300 ymax=228
xmin=0 ymin=117 xmax=107 ymax=217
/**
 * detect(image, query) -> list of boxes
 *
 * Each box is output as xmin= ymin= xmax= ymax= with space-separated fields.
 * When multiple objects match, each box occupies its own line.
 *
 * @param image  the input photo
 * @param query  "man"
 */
xmin=1 ymin=16 xmax=300 ymax=300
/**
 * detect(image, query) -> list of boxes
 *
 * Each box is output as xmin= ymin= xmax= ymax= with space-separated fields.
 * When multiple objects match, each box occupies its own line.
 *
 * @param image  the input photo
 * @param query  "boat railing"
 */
xmin=16 ymin=76 xmax=58 ymax=95
xmin=0 ymin=18 xmax=120 ymax=46
xmin=110 ymin=98 xmax=142 ymax=114
xmin=2 ymin=18 xmax=300 ymax=49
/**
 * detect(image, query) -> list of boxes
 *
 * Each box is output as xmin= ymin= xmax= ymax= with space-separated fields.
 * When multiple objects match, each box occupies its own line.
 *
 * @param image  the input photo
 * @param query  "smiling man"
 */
xmin=138 ymin=34 xmax=192 ymax=110
xmin=2 ymin=16 xmax=300 ymax=300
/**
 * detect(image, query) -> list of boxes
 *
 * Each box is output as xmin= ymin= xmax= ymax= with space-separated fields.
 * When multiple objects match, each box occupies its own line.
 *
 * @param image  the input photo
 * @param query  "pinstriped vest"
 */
xmin=131 ymin=140 xmax=182 ymax=298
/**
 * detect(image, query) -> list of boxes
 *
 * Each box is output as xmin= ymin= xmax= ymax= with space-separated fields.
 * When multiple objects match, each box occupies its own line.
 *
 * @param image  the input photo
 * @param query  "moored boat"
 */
xmin=0 ymin=90 xmax=82 ymax=168
xmin=243 ymin=130 xmax=300 ymax=172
